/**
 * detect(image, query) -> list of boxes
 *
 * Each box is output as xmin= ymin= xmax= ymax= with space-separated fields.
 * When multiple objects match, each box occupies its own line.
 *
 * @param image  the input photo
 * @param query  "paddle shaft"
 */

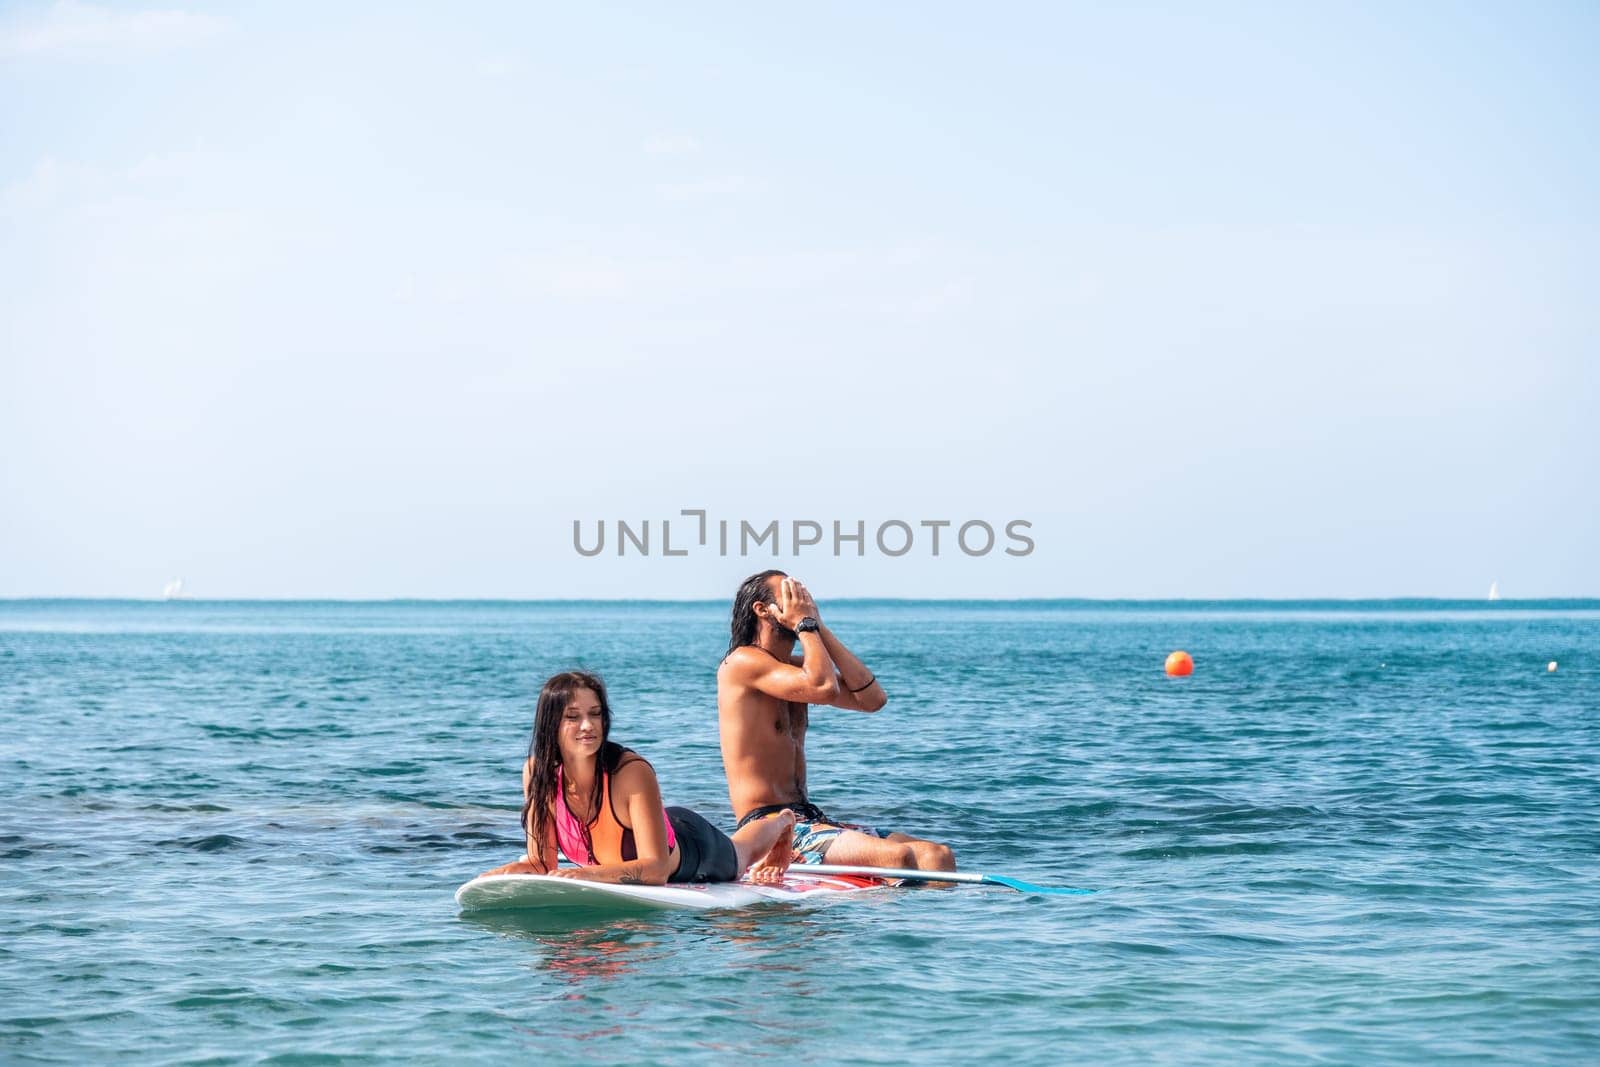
xmin=797 ymin=863 xmax=1090 ymax=895
xmin=802 ymin=863 xmax=987 ymax=885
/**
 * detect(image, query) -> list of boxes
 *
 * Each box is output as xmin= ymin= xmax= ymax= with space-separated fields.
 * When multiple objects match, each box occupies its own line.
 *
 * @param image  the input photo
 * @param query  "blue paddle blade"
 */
xmin=980 ymin=874 xmax=1095 ymax=896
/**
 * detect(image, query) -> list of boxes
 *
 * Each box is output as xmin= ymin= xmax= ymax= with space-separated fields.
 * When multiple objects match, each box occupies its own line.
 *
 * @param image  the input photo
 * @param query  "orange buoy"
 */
xmin=1165 ymin=650 xmax=1193 ymax=676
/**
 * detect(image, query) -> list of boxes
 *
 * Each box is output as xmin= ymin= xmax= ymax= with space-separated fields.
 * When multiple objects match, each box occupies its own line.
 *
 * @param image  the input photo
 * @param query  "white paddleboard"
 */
xmin=455 ymin=870 xmax=889 ymax=915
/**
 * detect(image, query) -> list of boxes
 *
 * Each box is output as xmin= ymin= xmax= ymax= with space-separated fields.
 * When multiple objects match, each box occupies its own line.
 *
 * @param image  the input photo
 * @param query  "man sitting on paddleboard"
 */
xmin=717 ymin=571 xmax=956 ymax=871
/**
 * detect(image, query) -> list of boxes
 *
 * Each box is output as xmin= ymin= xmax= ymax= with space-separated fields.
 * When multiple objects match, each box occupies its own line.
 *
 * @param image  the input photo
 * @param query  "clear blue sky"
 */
xmin=2 ymin=1 xmax=1596 ymax=599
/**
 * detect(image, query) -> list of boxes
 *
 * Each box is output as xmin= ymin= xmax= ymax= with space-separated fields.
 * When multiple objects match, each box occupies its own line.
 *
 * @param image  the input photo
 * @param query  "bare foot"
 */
xmin=747 ymin=814 xmax=795 ymax=884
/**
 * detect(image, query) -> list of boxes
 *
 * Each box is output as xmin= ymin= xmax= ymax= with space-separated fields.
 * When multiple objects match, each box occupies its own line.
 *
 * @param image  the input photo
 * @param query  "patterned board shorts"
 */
xmin=734 ymin=802 xmax=889 ymax=864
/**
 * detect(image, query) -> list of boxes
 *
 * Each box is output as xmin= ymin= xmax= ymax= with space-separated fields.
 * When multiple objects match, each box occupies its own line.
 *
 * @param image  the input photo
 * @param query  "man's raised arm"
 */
xmin=725 ymin=577 xmax=839 ymax=705
xmin=781 ymin=579 xmax=885 ymax=713
xmin=816 ymin=619 xmax=887 ymax=712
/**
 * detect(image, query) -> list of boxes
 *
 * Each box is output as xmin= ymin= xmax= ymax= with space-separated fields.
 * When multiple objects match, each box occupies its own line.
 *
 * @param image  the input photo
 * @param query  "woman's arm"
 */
xmin=518 ymin=823 xmax=558 ymax=874
xmin=476 ymin=757 xmax=556 ymax=877
xmin=551 ymin=759 xmax=678 ymax=886
xmin=521 ymin=758 xmax=560 ymax=872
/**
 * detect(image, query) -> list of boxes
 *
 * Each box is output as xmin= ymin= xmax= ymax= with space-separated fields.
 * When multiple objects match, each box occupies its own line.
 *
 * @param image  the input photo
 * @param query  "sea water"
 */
xmin=2 ymin=599 xmax=1597 ymax=1064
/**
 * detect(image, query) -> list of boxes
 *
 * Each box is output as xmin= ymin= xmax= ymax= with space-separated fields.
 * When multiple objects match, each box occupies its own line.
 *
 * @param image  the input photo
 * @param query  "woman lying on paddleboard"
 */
xmin=481 ymin=670 xmax=794 ymax=885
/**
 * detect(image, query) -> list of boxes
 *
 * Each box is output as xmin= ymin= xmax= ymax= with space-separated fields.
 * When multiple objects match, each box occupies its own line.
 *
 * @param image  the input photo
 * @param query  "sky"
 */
xmin=2 ymin=1 xmax=1596 ymax=599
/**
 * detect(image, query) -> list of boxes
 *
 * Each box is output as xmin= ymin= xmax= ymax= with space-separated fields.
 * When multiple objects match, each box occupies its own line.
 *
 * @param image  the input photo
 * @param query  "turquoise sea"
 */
xmin=2 ymin=599 xmax=1597 ymax=1064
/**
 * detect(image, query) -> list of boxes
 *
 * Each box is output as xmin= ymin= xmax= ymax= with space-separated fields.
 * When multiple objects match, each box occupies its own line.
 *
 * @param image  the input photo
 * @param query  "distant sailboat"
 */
xmin=163 ymin=578 xmax=187 ymax=601
xmin=1488 ymin=581 xmax=1501 ymax=602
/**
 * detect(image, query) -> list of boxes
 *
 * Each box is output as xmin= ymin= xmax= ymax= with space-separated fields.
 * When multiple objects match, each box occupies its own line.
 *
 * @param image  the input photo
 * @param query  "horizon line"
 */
xmin=3 ymin=595 xmax=1598 ymax=606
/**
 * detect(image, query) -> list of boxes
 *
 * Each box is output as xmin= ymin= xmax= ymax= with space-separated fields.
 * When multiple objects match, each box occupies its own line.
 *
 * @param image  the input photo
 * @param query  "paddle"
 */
xmin=794 ymin=863 xmax=1094 ymax=896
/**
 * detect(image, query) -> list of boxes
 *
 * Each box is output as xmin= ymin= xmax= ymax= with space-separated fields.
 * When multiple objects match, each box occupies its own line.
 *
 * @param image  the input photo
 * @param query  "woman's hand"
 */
xmin=479 ymin=858 xmax=548 ymax=877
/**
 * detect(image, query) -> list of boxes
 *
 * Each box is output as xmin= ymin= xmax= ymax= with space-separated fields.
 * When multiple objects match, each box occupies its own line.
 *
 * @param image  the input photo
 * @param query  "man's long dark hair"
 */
xmin=521 ymin=670 xmax=628 ymax=865
xmin=726 ymin=569 xmax=788 ymax=657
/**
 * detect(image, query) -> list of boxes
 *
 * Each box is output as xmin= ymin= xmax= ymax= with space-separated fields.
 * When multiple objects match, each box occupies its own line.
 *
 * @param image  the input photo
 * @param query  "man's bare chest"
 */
xmin=773 ymin=700 xmax=808 ymax=741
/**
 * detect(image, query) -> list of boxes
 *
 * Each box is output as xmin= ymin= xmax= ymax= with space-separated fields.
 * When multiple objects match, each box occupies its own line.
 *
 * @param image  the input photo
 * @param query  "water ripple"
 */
xmin=1 ymin=600 xmax=1597 ymax=1065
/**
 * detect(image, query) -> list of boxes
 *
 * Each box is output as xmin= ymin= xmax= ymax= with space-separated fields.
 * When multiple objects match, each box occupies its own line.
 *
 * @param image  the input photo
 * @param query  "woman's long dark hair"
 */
xmin=521 ymin=670 xmax=627 ymax=865
xmin=726 ymin=569 xmax=787 ymax=657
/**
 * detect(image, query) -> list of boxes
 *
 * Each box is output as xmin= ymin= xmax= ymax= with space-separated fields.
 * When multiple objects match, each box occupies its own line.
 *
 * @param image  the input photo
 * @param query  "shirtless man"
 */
xmin=716 ymin=570 xmax=956 ymax=871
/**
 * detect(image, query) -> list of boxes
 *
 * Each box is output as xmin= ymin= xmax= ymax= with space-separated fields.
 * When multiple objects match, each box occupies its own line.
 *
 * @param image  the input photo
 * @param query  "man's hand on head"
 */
xmin=775 ymin=577 xmax=820 ymax=629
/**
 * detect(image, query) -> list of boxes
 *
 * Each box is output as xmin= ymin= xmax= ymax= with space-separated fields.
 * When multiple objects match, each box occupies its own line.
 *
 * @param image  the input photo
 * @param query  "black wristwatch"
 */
xmin=796 ymin=616 xmax=820 ymax=634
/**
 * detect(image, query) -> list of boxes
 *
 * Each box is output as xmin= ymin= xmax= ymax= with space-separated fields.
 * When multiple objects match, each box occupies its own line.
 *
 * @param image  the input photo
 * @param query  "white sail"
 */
xmin=1487 ymin=581 xmax=1500 ymax=602
xmin=162 ymin=578 xmax=185 ymax=601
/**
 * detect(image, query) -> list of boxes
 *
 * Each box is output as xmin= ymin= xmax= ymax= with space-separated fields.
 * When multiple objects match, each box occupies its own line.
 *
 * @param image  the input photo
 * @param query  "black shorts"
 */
xmin=665 ymin=807 xmax=739 ymax=883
